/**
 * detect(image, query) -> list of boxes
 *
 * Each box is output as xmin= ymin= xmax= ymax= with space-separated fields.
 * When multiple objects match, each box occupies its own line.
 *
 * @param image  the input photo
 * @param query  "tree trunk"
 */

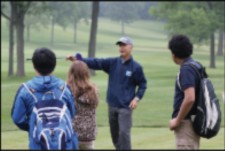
xmin=51 ymin=18 xmax=55 ymax=47
xmin=8 ymin=20 xmax=14 ymax=76
xmin=16 ymin=14 xmax=25 ymax=76
xmin=88 ymin=1 xmax=99 ymax=76
xmin=8 ymin=5 xmax=15 ymax=76
xmin=8 ymin=1 xmax=31 ymax=77
xmin=217 ymin=30 xmax=224 ymax=56
xmin=121 ymin=20 xmax=125 ymax=35
xmin=26 ymin=25 xmax=30 ymax=42
xmin=73 ymin=21 xmax=77 ymax=43
xmin=209 ymin=32 xmax=216 ymax=68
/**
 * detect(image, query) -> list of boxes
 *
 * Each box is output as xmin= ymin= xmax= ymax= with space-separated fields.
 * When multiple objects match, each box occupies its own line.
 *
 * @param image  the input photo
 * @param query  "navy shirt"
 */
xmin=82 ymin=56 xmax=147 ymax=108
xmin=172 ymin=57 xmax=201 ymax=119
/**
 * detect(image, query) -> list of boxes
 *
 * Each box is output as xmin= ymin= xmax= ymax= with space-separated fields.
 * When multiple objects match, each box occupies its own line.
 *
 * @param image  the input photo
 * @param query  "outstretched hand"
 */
xmin=66 ymin=55 xmax=76 ymax=62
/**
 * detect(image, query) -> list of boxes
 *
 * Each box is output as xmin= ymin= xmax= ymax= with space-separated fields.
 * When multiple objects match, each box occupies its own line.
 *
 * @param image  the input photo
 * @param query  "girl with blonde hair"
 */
xmin=67 ymin=60 xmax=99 ymax=150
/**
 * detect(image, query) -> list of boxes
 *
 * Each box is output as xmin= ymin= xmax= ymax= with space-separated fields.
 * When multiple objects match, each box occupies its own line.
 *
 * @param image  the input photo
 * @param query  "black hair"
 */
xmin=168 ymin=34 xmax=193 ymax=59
xmin=32 ymin=47 xmax=56 ymax=75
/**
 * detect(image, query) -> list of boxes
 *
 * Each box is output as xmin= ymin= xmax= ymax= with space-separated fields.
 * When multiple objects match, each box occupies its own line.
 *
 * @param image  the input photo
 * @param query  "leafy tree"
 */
xmin=150 ymin=1 xmax=225 ymax=68
xmin=200 ymin=1 xmax=224 ymax=66
xmin=1 ymin=1 xmax=55 ymax=76
xmin=24 ymin=2 xmax=51 ymax=42
xmin=137 ymin=1 xmax=157 ymax=20
xmin=1 ymin=1 xmax=32 ymax=76
xmin=103 ymin=2 xmax=142 ymax=35
xmin=48 ymin=1 xmax=91 ymax=44
xmin=47 ymin=2 xmax=74 ymax=47
xmin=68 ymin=2 xmax=91 ymax=43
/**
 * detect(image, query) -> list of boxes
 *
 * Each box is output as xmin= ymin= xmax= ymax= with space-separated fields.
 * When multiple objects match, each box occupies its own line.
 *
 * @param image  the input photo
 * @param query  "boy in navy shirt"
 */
xmin=168 ymin=34 xmax=200 ymax=149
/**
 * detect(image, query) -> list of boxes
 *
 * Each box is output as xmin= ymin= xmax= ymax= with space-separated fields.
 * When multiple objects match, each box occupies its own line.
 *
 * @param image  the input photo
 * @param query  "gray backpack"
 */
xmin=178 ymin=61 xmax=221 ymax=139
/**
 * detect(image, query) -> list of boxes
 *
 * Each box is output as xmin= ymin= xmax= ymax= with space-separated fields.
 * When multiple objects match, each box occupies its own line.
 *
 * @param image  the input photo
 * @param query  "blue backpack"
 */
xmin=23 ymin=83 xmax=77 ymax=149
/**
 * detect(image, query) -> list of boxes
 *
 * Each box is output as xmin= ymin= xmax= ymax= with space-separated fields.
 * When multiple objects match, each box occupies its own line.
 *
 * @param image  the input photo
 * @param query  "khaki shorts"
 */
xmin=79 ymin=141 xmax=94 ymax=150
xmin=174 ymin=119 xmax=200 ymax=150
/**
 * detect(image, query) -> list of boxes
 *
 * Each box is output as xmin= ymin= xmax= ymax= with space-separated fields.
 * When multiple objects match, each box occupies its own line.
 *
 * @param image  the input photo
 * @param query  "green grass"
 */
xmin=1 ymin=127 xmax=224 ymax=149
xmin=1 ymin=17 xmax=224 ymax=149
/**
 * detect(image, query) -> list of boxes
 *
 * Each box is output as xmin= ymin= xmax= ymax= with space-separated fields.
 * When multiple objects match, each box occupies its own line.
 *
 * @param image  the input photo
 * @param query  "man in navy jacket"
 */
xmin=67 ymin=36 xmax=147 ymax=149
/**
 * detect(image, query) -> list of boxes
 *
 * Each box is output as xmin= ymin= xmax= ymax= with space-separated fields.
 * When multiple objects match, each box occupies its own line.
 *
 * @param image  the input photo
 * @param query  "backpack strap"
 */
xmin=177 ymin=61 xmax=207 ymax=91
xmin=177 ymin=72 xmax=182 ymax=90
xmin=23 ymin=83 xmax=38 ymax=103
xmin=59 ymin=82 xmax=67 ymax=101
xmin=183 ymin=62 xmax=202 ymax=79
xmin=183 ymin=61 xmax=208 ymax=79
xmin=48 ymin=82 xmax=67 ymax=100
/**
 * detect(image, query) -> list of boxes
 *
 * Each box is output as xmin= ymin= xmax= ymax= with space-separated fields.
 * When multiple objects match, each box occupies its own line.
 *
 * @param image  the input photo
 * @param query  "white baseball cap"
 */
xmin=116 ymin=36 xmax=133 ymax=45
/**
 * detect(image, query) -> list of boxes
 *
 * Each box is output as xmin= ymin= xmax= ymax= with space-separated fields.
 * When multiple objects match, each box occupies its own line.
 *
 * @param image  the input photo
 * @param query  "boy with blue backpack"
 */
xmin=11 ymin=47 xmax=78 ymax=149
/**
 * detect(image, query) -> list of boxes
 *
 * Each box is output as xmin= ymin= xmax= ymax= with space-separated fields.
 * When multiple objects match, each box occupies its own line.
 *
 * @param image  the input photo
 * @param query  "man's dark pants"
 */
xmin=108 ymin=105 xmax=132 ymax=150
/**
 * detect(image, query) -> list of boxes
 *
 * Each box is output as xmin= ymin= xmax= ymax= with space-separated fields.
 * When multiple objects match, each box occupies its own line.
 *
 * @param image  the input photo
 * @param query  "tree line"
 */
xmin=1 ymin=1 xmax=224 ymax=77
xmin=1 ymin=1 xmax=152 ymax=77
xmin=150 ymin=1 xmax=224 ymax=68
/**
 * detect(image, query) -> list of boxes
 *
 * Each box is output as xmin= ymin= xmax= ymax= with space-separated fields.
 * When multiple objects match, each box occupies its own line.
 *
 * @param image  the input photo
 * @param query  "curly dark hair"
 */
xmin=168 ymin=34 xmax=193 ymax=59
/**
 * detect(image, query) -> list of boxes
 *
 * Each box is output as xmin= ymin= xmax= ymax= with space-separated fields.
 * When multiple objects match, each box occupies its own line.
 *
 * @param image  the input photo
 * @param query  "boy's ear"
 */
xmin=172 ymin=53 xmax=176 ymax=59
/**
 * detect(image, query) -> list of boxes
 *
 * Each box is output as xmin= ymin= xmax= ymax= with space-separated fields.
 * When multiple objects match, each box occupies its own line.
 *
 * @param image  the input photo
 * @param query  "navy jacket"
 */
xmin=82 ymin=56 xmax=147 ymax=108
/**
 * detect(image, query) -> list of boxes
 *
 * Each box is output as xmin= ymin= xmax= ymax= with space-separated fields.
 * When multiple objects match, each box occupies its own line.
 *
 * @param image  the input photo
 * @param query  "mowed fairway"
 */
xmin=1 ymin=17 xmax=224 ymax=149
xmin=2 ymin=127 xmax=224 ymax=149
